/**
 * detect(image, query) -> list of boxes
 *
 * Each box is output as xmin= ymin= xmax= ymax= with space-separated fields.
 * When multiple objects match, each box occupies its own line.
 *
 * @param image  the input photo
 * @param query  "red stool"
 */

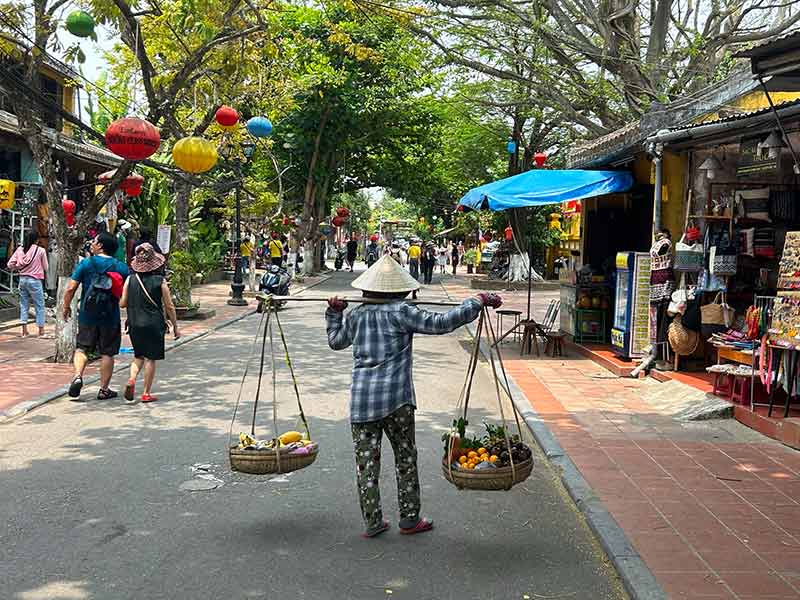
xmin=708 ymin=366 xmax=734 ymax=398
xmin=731 ymin=371 xmax=753 ymax=405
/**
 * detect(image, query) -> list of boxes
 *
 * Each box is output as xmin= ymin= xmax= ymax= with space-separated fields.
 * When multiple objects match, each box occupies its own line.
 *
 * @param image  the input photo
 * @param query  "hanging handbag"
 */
xmin=674 ymin=235 xmax=704 ymax=272
xmin=710 ymin=244 xmax=737 ymax=276
xmin=667 ymin=274 xmax=696 ymax=316
xmin=668 ymin=315 xmax=700 ymax=356
xmin=701 ymin=292 xmax=731 ymax=339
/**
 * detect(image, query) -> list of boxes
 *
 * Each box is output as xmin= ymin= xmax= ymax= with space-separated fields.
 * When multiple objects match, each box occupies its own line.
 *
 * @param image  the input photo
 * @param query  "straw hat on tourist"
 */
xmin=351 ymin=254 xmax=420 ymax=293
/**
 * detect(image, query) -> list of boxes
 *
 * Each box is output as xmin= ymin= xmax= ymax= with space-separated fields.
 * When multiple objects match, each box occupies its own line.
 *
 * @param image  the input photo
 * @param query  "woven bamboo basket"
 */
xmin=441 ymin=456 xmax=533 ymax=491
xmin=229 ymin=445 xmax=319 ymax=475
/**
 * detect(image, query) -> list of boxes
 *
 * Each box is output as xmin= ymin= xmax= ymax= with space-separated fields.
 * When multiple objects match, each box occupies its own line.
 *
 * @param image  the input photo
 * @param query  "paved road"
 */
xmin=0 ymin=269 xmax=625 ymax=600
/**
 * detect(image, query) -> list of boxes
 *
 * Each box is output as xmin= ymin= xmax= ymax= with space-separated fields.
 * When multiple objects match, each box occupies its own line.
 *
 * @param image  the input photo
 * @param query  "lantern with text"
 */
xmin=0 ymin=179 xmax=15 ymax=210
xmin=534 ymin=152 xmax=548 ymax=167
xmin=66 ymin=11 xmax=95 ymax=37
xmin=62 ymin=198 xmax=76 ymax=226
xmin=215 ymin=106 xmax=239 ymax=130
xmin=105 ymin=118 xmax=160 ymax=161
xmin=246 ymin=117 xmax=273 ymax=138
xmin=332 ymin=216 xmax=345 ymax=228
xmin=172 ymin=137 xmax=218 ymax=173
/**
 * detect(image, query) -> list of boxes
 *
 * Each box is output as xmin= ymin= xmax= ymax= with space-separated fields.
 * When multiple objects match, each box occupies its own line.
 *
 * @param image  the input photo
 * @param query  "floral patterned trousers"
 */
xmin=351 ymin=404 xmax=420 ymax=532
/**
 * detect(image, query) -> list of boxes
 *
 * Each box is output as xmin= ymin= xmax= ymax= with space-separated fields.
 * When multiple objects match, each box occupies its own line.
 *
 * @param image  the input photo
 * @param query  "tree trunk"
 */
xmin=173 ymin=180 xmax=191 ymax=253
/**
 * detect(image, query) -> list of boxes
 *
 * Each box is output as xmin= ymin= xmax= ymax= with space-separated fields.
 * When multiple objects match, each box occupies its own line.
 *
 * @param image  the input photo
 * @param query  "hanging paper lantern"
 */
xmin=294 ymin=217 xmax=302 ymax=227
xmin=336 ymin=207 xmax=350 ymax=218
xmin=172 ymin=137 xmax=218 ymax=173
xmin=215 ymin=105 xmax=239 ymax=130
xmin=0 ymin=179 xmax=15 ymax=210
xmin=62 ymin=198 xmax=76 ymax=226
xmin=320 ymin=224 xmax=332 ymax=236
xmin=66 ymin=11 xmax=95 ymax=38
xmin=534 ymin=152 xmax=548 ymax=167
xmin=246 ymin=116 xmax=273 ymax=138
xmin=456 ymin=204 xmax=465 ymax=212
xmin=105 ymin=117 xmax=161 ymax=160
xmin=120 ymin=173 xmax=144 ymax=197
xmin=504 ymin=225 xmax=513 ymax=241
xmin=506 ymin=138 xmax=516 ymax=155
xmin=370 ymin=234 xmax=378 ymax=242
xmin=332 ymin=216 xmax=345 ymax=228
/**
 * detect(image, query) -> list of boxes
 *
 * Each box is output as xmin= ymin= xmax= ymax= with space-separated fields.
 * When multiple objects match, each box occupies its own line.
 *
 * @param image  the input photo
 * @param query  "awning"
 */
xmin=458 ymin=169 xmax=634 ymax=211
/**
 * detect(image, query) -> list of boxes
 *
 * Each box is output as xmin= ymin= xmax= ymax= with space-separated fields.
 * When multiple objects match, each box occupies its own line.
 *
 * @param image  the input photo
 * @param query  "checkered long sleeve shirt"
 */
xmin=326 ymin=298 xmax=482 ymax=423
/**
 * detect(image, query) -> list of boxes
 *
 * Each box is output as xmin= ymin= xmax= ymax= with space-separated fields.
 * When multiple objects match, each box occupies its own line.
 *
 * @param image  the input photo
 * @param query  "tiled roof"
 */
xmin=673 ymin=97 xmax=800 ymax=129
xmin=733 ymin=30 xmax=800 ymax=58
xmin=567 ymin=121 xmax=641 ymax=168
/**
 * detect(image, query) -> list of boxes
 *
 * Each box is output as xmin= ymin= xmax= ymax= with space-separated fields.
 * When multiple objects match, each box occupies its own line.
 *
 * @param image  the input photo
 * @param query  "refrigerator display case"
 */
xmin=611 ymin=252 xmax=651 ymax=359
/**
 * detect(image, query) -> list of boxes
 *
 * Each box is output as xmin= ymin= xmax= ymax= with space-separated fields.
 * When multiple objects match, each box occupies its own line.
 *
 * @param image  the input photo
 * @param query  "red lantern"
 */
xmin=282 ymin=216 xmax=289 ymax=226
xmin=456 ymin=204 xmax=465 ymax=212
xmin=505 ymin=225 xmax=513 ymax=241
xmin=215 ymin=105 xmax=239 ymax=129
xmin=62 ymin=197 xmax=76 ymax=226
xmin=370 ymin=234 xmax=378 ymax=242
xmin=483 ymin=231 xmax=493 ymax=241
xmin=98 ymin=170 xmax=144 ymax=197
xmin=534 ymin=152 xmax=547 ymax=167
xmin=332 ymin=216 xmax=345 ymax=227
xmin=105 ymin=117 xmax=161 ymax=160
xmin=336 ymin=207 xmax=350 ymax=218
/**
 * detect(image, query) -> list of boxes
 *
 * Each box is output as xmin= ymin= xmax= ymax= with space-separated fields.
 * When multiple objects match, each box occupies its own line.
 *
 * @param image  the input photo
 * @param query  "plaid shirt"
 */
xmin=326 ymin=298 xmax=482 ymax=423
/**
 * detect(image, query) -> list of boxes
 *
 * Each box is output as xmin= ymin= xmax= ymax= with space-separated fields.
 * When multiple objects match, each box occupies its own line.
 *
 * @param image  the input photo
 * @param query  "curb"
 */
xmin=458 ymin=313 xmax=667 ymax=600
xmin=0 ymin=274 xmax=333 ymax=424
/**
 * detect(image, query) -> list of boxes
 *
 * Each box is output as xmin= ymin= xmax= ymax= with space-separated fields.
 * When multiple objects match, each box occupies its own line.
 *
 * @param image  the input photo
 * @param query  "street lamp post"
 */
xmin=224 ymin=138 xmax=257 ymax=306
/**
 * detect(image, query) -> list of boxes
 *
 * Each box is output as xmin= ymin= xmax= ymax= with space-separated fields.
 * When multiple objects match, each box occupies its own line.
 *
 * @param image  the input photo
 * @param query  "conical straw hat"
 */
xmin=351 ymin=254 xmax=420 ymax=293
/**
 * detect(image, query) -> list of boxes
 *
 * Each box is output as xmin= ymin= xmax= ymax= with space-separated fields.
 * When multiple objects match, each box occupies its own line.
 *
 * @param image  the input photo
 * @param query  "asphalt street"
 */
xmin=0 ymin=269 xmax=625 ymax=600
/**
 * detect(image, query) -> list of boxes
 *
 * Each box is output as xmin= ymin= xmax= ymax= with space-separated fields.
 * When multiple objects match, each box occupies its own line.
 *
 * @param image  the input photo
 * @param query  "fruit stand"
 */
xmin=560 ymin=277 xmax=612 ymax=343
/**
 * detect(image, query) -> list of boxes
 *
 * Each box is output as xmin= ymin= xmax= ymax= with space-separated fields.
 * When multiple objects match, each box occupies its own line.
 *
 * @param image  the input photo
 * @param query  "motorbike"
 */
xmin=257 ymin=264 xmax=291 ymax=312
xmin=334 ymin=248 xmax=345 ymax=271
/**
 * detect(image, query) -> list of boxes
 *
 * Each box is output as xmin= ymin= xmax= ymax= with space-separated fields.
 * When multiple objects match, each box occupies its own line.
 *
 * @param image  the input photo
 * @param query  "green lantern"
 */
xmin=66 ymin=11 xmax=95 ymax=38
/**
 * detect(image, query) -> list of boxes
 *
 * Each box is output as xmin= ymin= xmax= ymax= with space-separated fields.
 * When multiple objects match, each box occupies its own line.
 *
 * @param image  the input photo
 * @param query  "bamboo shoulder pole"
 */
xmin=259 ymin=294 xmax=462 ymax=307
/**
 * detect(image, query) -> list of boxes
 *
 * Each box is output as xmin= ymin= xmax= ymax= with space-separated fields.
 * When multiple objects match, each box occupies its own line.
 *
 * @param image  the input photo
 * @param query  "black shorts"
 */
xmin=271 ymin=256 xmax=283 ymax=266
xmin=76 ymin=322 xmax=122 ymax=356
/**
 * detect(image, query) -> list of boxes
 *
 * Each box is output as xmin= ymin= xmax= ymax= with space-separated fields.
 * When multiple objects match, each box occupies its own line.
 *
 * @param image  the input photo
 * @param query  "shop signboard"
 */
xmin=737 ymin=136 xmax=779 ymax=176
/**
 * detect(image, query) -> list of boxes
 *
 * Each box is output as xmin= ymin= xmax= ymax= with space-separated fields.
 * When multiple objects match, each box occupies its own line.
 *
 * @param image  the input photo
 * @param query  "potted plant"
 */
xmin=464 ymin=249 xmax=477 ymax=273
xmin=168 ymin=250 xmax=198 ymax=317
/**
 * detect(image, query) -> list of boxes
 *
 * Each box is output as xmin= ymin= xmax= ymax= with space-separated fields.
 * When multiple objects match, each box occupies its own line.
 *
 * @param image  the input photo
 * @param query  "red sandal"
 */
xmin=141 ymin=393 xmax=159 ymax=403
xmin=399 ymin=518 xmax=434 ymax=535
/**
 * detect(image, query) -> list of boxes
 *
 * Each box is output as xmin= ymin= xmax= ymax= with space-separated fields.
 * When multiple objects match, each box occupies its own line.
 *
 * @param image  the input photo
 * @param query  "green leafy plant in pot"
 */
xmin=168 ymin=250 xmax=197 ymax=312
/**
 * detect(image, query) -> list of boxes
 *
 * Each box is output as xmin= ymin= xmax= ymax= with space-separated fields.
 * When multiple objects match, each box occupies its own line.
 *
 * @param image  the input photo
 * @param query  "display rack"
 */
xmin=0 ymin=208 xmax=35 ymax=293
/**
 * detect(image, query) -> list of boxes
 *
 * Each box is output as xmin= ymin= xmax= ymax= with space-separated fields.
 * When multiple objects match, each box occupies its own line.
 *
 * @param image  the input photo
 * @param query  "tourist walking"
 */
xmin=346 ymin=235 xmax=359 ymax=272
xmin=365 ymin=237 xmax=380 ymax=267
xmin=120 ymin=243 xmax=180 ymax=403
xmin=408 ymin=239 xmax=421 ymax=280
xmin=7 ymin=231 xmax=49 ymax=338
xmin=437 ymin=245 xmax=447 ymax=274
xmin=62 ymin=232 xmax=130 ymax=401
xmin=268 ymin=233 xmax=283 ymax=267
xmin=325 ymin=255 xmax=502 ymax=538
xmin=450 ymin=242 xmax=459 ymax=275
xmin=421 ymin=242 xmax=436 ymax=284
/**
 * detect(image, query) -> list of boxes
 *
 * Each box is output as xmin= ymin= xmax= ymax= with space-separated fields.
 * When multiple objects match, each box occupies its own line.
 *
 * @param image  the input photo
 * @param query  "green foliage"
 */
xmin=168 ymin=250 xmax=196 ymax=308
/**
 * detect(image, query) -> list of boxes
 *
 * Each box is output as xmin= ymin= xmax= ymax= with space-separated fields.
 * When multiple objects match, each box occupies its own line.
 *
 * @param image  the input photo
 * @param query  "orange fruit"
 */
xmin=458 ymin=456 xmax=467 ymax=465
xmin=478 ymin=447 xmax=487 ymax=455
xmin=465 ymin=463 xmax=474 ymax=469
xmin=480 ymin=454 xmax=489 ymax=461
xmin=467 ymin=451 xmax=478 ymax=459
xmin=489 ymin=455 xmax=498 ymax=463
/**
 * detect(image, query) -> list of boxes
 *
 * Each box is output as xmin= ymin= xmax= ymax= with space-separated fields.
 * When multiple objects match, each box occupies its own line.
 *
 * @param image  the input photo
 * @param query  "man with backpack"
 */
xmin=62 ymin=232 xmax=130 ymax=401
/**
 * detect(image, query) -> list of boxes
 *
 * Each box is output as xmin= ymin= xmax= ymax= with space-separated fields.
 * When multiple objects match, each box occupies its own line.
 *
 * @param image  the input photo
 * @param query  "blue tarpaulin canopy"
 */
xmin=458 ymin=169 xmax=634 ymax=211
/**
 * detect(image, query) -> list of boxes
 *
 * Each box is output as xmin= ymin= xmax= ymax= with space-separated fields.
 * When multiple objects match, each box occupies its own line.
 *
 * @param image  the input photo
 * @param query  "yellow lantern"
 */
xmin=548 ymin=212 xmax=561 ymax=230
xmin=172 ymin=137 xmax=218 ymax=173
xmin=0 ymin=179 xmax=15 ymax=210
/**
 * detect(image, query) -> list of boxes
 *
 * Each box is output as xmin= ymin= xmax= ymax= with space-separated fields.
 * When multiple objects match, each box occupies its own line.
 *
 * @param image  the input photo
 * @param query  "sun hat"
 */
xmin=351 ymin=255 xmax=420 ymax=293
xmin=668 ymin=315 xmax=700 ymax=356
xmin=131 ymin=242 xmax=166 ymax=273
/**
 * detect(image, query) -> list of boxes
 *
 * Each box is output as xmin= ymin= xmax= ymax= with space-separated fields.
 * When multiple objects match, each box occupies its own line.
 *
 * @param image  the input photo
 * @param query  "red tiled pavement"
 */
xmin=0 ymin=275 xmax=328 ymax=415
xmin=442 ymin=274 xmax=800 ymax=599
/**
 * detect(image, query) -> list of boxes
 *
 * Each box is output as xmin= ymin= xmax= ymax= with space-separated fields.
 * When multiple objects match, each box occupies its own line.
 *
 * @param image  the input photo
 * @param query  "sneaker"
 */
xmin=124 ymin=380 xmax=136 ymax=404
xmin=68 ymin=376 xmax=83 ymax=400
xmin=97 ymin=388 xmax=118 ymax=400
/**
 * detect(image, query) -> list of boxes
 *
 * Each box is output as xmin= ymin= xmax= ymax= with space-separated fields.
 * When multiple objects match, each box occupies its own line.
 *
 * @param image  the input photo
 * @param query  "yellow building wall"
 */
xmin=39 ymin=64 xmax=76 ymax=135
xmin=699 ymin=91 xmax=800 ymax=123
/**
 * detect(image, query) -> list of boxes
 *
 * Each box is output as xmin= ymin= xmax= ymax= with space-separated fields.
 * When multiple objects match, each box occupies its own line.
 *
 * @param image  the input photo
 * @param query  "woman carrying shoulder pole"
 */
xmin=121 ymin=243 xmax=180 ymax=403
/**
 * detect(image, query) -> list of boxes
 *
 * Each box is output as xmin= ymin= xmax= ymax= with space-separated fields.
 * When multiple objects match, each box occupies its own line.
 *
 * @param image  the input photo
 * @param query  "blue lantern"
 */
xmin=246 ymin=117 xmax=273 ymax=138
xmin=506 ymin=138 xmax=516 ymax=154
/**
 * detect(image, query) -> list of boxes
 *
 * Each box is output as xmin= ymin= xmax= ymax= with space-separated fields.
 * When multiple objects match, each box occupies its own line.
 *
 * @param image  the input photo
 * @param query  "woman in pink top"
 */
xmin=7 ymin=231 xmax=49 ymax=338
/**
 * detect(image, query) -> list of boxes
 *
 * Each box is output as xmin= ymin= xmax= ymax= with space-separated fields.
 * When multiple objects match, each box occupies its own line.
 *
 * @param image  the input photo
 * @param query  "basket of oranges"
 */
xmin=442 ymin=420 xmax=533 ymax=491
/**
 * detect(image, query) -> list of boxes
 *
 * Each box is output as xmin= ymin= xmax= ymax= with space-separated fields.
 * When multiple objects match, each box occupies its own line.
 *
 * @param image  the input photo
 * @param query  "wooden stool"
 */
xmin=496 ymin=309 xmax=522 ymax=343
xmin=520 ymin=321 xmax=541 ymax=356
xmin=545 ymin=331 xmax=566 ymax=357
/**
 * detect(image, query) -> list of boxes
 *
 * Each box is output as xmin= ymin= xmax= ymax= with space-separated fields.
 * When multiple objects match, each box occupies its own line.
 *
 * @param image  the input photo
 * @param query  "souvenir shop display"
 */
xmin=777 ymin=231 xmax=800 ymax=290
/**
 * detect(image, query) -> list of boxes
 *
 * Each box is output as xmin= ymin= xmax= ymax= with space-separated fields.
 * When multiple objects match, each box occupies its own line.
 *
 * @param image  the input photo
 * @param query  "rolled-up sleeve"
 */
xmin=326 ymin=309 xmax=353 ymax=350
xmin=399 ymin=298 xmax=482 ymax=334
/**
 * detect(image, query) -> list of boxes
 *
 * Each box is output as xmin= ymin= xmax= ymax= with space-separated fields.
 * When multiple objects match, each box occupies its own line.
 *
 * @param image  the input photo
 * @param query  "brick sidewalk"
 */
xmin=0 ymin=274 xmax=328 ymax=415
xmin=443 ymin=275 xmax=800 ymax=599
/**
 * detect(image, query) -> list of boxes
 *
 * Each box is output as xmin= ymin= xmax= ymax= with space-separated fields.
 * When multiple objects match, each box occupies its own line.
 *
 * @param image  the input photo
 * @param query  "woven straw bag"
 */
xmin=668 ymin=315 xmax=700 ymax=356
